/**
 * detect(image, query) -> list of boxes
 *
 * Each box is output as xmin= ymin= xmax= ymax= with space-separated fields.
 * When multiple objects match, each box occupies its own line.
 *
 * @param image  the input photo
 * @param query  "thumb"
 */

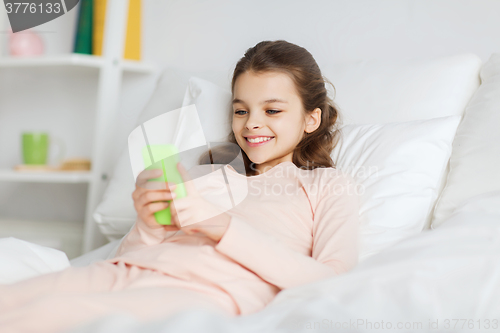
xmin=176 ymin=162 xmax=197 ymax=196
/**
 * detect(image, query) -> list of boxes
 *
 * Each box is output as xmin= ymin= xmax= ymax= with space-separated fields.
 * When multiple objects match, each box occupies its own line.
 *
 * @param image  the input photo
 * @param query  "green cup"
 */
xmin=22 ymin=132 xmax=49 ymax=165
xmin=21 ymin=132 xmax=66 ymax=165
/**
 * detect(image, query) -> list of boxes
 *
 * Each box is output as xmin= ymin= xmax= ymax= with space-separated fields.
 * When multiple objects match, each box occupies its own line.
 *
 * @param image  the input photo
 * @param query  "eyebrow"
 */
xmin=232 ymin=98 xmax=288 ymax=105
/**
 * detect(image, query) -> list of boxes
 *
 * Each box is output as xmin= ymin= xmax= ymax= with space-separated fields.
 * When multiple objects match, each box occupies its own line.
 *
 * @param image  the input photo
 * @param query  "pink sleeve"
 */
xmin=311 ymin=173 xmax=360 ymax=274
xmin=214 ymin=173 xmax=360 ymax=290
xmin=114 ymin=217 xmax=177 ymax=257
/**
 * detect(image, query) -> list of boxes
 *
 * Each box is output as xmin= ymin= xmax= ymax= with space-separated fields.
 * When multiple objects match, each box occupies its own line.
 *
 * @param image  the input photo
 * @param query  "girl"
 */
xmin=0 ymin=40 xmax=360 ymax=333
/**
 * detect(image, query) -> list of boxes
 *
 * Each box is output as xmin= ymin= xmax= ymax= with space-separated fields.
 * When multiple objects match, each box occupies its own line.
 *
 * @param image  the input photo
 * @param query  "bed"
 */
xmin=1 ymin=51 xmax=499 ymax=333
xmin=2 ymin=3 xmax=500 ymax=332
xmin=3 ymin=199 xmax=500 ymax=333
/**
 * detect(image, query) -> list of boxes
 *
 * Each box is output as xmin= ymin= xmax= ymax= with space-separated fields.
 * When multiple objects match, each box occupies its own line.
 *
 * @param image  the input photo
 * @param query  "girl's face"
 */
xmin=232 ymin=70 xmax=321 ymax=174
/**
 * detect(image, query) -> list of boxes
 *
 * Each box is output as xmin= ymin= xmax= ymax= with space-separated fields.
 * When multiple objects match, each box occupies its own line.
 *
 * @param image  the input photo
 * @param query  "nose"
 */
xmin=245 ymin=112 xmax=263 ymax=130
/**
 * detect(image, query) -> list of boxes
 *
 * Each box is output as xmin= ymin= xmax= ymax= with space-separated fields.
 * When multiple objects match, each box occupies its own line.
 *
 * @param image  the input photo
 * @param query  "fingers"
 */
xmin=133 ymin=168 xmax=184 ymax=231
xmin=132 ymin=187 xmax=177 ymax=226
xmin=168 ymin=199 xmax=180 ymax=228
xmin=136 ymin=179 xmax=171 ymax=191
xmin=169 ymin=198 xmax=202 ymax=229
xmin=136 ymin=168 xmax=179 ymax=191
xmin=168 ymin=198 xmax=191 ymax=229
xmin=145 ymin=201 xmax=170 ymax=215
xmin=136 ymin=168 xmax=163 ymax=187
xmin=133 ymin=182 xmax=176 ymax=201
xmin=140 ymin=201 xmax=170 ymax=228
xmin=141 ymin=201 xmax=181 ymax=231
xmin=135 ymin=187 xmax=176 ymax=210
xmin=177 ymin=162 xmax=197 ymax=196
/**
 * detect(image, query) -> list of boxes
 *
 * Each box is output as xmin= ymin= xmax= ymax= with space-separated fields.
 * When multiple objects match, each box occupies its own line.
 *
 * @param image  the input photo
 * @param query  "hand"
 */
xmin=169 ymin=162 xmax=231 ymax=242
xmin=132 ymin=167 xmax=180 ymax=232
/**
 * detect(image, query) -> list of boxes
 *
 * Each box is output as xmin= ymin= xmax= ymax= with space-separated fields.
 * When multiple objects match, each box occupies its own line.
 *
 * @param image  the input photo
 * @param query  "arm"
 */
xmin=114 ymin=216 xmax=177 ymax=257
xmin=214 ymin=173 xmax=360 ymax=290
xmin=115 ymin=163 xmax=201 ymax=257
xmin=310 ymin=173 xmax=360 ymax=274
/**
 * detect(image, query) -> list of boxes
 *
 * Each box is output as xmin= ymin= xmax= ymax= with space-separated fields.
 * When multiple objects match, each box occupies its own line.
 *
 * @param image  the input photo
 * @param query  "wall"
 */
xmin=142 ymin=0 xmax=500 ymax=78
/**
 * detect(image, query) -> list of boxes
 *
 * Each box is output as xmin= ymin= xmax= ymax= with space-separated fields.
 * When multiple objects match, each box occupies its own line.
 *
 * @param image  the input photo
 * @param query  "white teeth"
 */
xmin=247 ymin=137 xmax=273 ymax=143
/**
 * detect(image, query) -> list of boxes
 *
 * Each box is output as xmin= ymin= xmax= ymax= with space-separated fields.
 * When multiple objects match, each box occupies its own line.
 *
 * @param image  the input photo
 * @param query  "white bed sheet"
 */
xmin=69 ymin=209 xmax=500 ymax=333
xmin=2 ymin=209 xmax=499 ymax=332
xmin=0 ymin=237 xmax=70 ymax=284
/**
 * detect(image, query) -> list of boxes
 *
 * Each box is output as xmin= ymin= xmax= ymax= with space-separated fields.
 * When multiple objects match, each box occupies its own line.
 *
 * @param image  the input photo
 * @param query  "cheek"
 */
xmin=231 ymin=119 xmax=238 ymax=132
xmin=273 ymin=117 xmax=300 ymax=135
xmin=278 ymin=121 xmax=305 ymax=143
xmin=232 ymin=120 xmax=243 ymax=139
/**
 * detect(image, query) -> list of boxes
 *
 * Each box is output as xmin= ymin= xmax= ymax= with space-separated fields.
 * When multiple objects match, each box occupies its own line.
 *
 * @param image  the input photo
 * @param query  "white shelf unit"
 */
xmin=0 ymin=0 xmax=157 ymax=255
xmin=0 ymin=53 xmax=156 ymax=73
xmin=0 ymin=169 xmax=92 ymax=183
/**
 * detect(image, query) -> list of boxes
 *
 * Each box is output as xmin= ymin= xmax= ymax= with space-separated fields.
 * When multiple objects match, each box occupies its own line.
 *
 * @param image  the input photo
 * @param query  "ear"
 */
xmin=304 ymin=108 xmax=322 ymax=134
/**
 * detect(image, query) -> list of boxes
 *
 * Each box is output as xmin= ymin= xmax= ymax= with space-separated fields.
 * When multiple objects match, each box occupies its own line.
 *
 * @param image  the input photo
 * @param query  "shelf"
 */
xmin=0 ymin=54 xmax=157 ymax=74
xmin=121 ymin=59 xmax=157 ymax=73
xmin=0 ymin=0 xmax=152 ymax=254
xmin=0 ymin=169 xmax=92 ymax=183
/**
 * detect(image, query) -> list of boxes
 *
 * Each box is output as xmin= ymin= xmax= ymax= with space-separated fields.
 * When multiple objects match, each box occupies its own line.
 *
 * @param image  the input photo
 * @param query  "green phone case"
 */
xmin=142 ymin=144 xmax=187 ymax=225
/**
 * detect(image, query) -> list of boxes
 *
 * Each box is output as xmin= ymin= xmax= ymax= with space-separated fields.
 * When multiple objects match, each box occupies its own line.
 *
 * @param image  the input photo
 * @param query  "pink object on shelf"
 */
xmin=8 ymin=28 xmax=44 ymax=57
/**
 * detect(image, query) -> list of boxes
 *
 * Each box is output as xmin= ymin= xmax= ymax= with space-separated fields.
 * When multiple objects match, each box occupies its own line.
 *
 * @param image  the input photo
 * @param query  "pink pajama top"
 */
xmin=107 ymin=161 xmax=360 ymax=315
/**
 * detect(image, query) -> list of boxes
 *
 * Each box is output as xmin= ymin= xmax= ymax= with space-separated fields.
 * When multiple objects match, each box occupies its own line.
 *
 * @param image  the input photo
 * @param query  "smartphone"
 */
xmin=143 ymin=144 xmax=187 ymax=225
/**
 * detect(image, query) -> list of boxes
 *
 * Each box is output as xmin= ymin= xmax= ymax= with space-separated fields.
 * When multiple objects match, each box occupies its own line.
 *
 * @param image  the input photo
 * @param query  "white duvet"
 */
xmin=2 ymin=207 xmax=500 ymax=333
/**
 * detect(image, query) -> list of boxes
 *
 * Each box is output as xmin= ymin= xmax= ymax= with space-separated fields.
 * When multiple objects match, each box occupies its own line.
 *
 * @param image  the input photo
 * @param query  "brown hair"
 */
xmin=199 ymin=40 xmax=343 ymax=176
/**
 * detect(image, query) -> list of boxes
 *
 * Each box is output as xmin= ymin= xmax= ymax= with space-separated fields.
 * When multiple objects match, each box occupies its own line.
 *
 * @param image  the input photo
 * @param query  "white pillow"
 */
xmin=322 ymin=53 xmax=481 ymax=125
xmin=331 ymin=116 xmax=461 ymax=262
xmin=92 ymin=148 xmax=137 ymax=241
xmin=431 ymin=53 xmax=500 ymax=228
xmin=0 ymin=237 xmax=70 ymax=284
xmin=182 ymin=76 xmax=232 ymax=143
xmin=447 ymin=190 xmax=500 ymax=220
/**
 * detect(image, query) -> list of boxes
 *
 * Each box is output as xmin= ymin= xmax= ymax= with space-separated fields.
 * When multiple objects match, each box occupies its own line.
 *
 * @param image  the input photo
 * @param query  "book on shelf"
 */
xmin=93 ymin=0 xmax=142 ymax=61
xmin=92 ymin=0 xmax=105 ymax=57
xmin=73 ymin=0 xmax=93 ymax=54
xmin=124 ymin=0 xmax=141 ymax=61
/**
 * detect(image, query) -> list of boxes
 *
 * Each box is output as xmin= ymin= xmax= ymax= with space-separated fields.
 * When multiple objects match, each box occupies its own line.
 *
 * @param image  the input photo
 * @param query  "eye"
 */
xmin=234 ymin=109 xmax=281 ymax=115
xmin=266 ymin=110 xmax=281 ymax=115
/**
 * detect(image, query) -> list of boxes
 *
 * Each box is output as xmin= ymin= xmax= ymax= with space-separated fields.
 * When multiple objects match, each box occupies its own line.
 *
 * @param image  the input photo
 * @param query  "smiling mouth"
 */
xmin=245 ymin=136 xmax=275 ymax=144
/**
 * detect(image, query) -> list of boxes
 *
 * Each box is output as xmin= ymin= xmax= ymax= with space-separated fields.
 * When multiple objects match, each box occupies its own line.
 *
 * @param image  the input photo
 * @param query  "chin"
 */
xmin=247 ymin=157 xmax=261 ymax=164
xmin=246 ymin=156 xmax=265 ymax=165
